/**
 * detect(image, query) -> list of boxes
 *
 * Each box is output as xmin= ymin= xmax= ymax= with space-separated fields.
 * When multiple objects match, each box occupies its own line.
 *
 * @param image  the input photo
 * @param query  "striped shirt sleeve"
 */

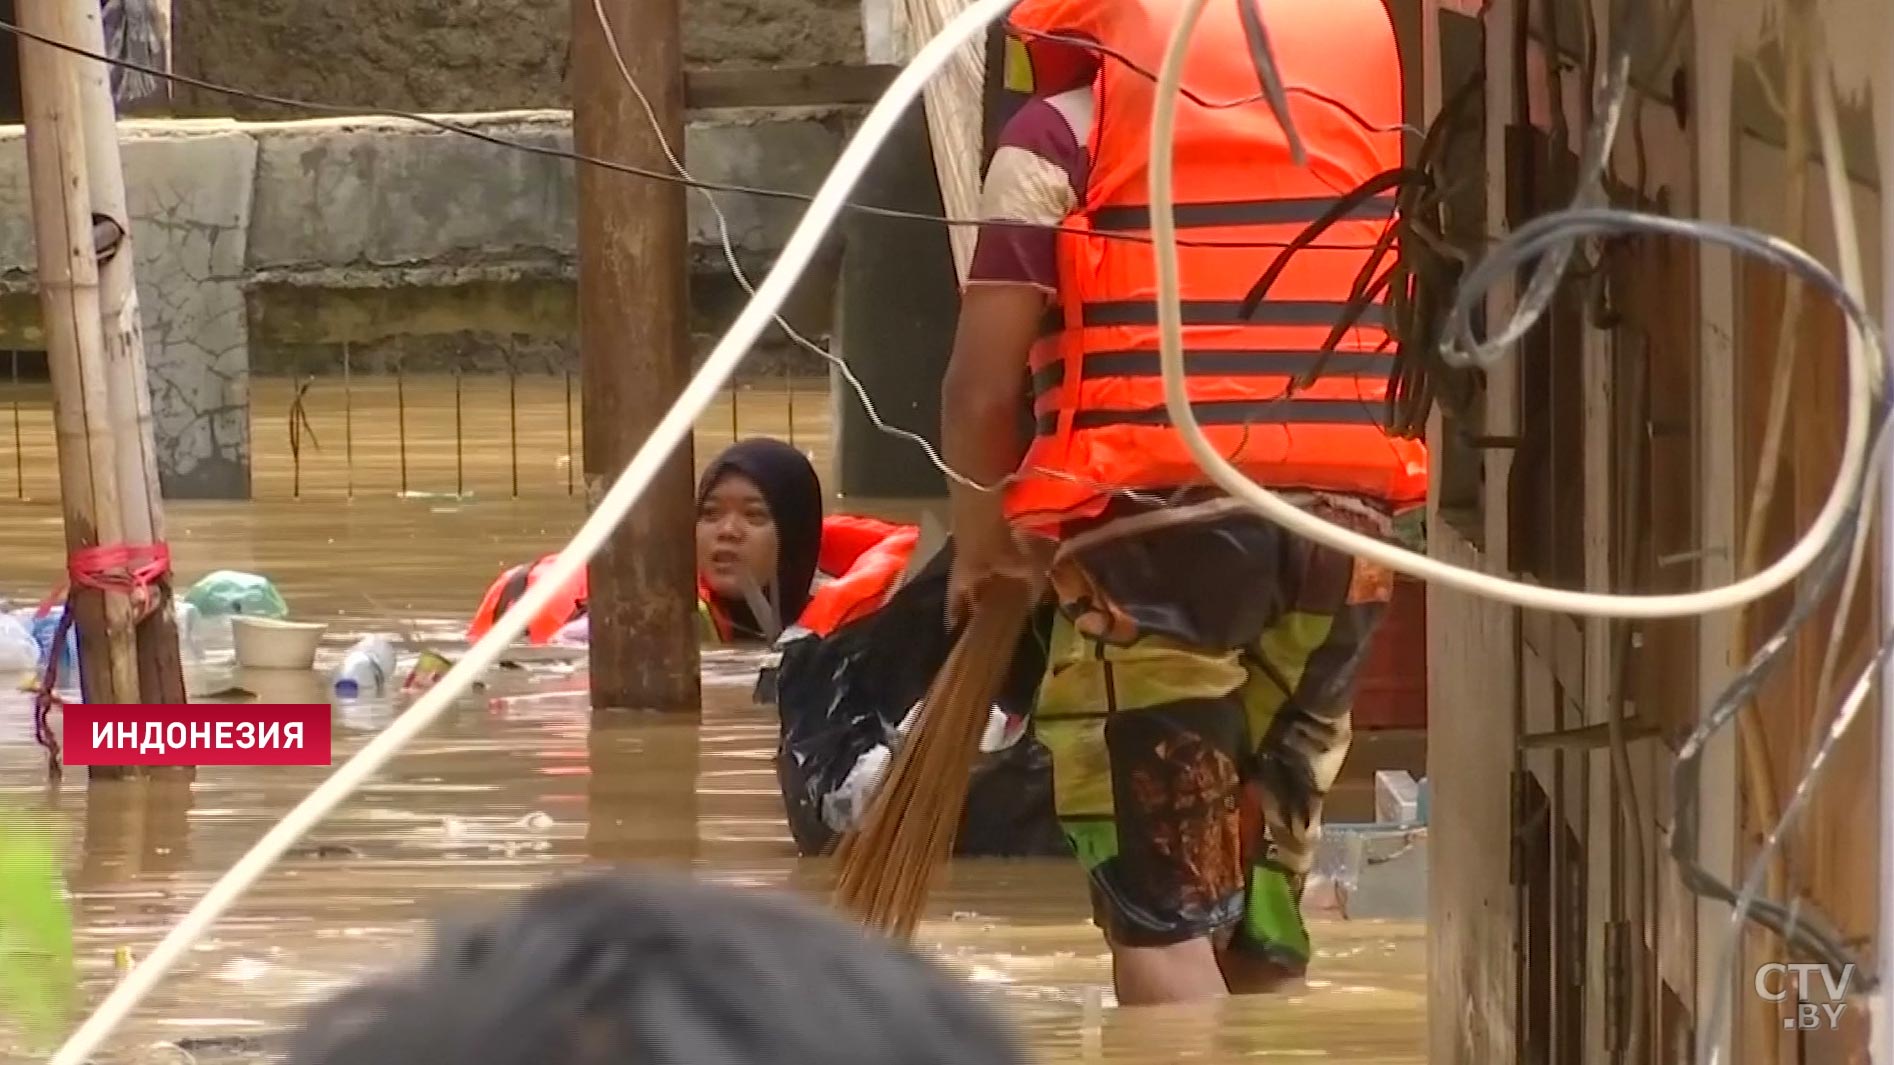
xmin=966 ymin=89 xmax=1093 ymax=293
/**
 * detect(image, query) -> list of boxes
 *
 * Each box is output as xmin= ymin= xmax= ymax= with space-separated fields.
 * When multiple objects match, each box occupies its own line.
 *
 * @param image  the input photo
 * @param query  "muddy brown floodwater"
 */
xmin=0 ymin=376 xmax=1424 ymax=1063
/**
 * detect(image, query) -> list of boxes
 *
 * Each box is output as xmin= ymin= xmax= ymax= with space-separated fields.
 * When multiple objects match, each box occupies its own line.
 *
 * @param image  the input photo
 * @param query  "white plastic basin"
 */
xmin=231 ymin=615 xmax=327 ymax=671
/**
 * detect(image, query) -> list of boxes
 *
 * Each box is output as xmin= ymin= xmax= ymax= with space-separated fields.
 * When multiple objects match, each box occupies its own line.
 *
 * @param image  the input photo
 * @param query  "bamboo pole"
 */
xmin=18 ymin=0 xmax=141 ymax=707
xmin=69 ymin=0 xmax=187 ymax=712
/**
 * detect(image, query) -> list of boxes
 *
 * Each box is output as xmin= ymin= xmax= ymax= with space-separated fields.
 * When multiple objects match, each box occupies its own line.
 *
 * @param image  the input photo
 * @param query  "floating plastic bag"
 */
xmin=0 ymin=612 xmax=39 ymax=673
xmin=173 ymin=600 xmax=206 ymax=662
xmin=183 ymin=570 xmax=289 ymax=620
xmin=18 ymin=607 xmax=79 ymax=684
xmin=772 ymin=541 xmax=1065 ymax=858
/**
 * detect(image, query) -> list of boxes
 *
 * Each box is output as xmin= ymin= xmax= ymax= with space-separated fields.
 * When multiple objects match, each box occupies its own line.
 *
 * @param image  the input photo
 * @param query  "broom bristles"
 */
xmin=831 ymin=577 xmax=1035 ymax=940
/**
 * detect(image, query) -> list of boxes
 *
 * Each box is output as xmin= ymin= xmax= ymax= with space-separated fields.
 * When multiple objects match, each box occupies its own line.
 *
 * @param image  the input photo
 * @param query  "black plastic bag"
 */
xmin=771 ymin=541 xmax=1067 ymax=858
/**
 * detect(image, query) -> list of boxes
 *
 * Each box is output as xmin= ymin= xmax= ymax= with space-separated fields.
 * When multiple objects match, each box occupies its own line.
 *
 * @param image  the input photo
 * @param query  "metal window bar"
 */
xmin=454 ymin=366 xmax=465 ymax=498
xmin=9 ymin=350 xmax=22 ymax=500
xmin=396 ymin=362 xmax=409 ymax=496
xmin=508 ymin=358 xmax=520 ymax=499
xmin=784 ymin=364 xmax=796 ymax=446
xmin=343 ymin=341 xmax=354 ymax=500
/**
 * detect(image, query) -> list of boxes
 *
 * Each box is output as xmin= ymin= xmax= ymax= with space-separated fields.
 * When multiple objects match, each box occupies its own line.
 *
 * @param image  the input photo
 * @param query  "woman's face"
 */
xmin=696 ymin=472 xmax=779 ymax=601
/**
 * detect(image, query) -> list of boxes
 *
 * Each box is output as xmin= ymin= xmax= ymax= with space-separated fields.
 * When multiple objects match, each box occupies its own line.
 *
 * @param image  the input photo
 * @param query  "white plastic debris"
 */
xmin=332 ymin=635 xmax=397 ymax=700
xmin=0 ymin=611 xmax=40 ymax=672
xmin=1375 ymin=769 xmax=1421 ymax=825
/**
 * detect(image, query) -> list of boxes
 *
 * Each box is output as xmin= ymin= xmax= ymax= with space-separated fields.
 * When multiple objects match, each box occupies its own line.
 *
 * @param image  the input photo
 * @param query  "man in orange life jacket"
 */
xmin=941 ymin=0 xmax=1425 ymax=1005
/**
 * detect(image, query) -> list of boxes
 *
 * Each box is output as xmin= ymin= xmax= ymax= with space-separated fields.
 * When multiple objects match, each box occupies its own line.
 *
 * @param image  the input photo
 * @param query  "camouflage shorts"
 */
xmin=1034 ymin=492 xmax=1394 ymax=967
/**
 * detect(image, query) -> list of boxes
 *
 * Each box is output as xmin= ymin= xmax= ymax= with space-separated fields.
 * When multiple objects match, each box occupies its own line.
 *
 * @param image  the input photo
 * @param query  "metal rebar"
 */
xmin=784 ymin=364 xmax=796 ymax=446
xmin=508 ymin=359 xmax=519 ymax=499
xmin=397 ymin=362 xmax=408 ymax=496
xmin=343 ymin=341 xmax=354 ymax=500
xmin=454 ymin=366 xmax=465 ymax=498
xmin=10 ymin=350 xmax=22 ymax=499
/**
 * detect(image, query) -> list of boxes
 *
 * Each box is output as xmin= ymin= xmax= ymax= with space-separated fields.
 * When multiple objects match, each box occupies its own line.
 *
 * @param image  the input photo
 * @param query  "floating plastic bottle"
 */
xmin=332 ymin=635 xmax=397 ymax=700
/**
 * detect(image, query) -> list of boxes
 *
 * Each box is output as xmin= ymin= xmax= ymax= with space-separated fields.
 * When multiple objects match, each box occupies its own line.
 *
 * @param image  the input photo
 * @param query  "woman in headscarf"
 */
xmin=693 ymin=437 xmax=824 ymax=643
xmin=470 ymin=438 xmax=896 ymax=647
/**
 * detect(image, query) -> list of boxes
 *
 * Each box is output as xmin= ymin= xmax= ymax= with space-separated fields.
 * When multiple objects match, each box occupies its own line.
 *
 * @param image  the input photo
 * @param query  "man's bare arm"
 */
xmin=941 ymin=284 xmax=1045 ymax=545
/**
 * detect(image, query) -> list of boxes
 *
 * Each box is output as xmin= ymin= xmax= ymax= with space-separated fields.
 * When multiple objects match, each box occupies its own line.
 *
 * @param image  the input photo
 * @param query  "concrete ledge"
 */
xmin=239 ymin=109 xmax=849 ymax=279
xmin=0 ymin=108 xmax=851 ymax=298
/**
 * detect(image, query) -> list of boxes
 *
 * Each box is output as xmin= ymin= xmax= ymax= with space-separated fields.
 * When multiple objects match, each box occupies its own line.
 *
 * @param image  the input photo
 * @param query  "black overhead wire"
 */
xmin=0 ymin=16 xmax=1389 ymax=254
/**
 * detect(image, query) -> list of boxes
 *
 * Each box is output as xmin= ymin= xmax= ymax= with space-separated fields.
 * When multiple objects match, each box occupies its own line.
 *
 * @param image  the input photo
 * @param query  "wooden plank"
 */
xmin=1692 ymin=8 xmax=1741 ymax=1056
xmin=1732 ymin=133 xmax=1885 ymax=1064
xmin=683 ymin=65 xmax=900 ymax=111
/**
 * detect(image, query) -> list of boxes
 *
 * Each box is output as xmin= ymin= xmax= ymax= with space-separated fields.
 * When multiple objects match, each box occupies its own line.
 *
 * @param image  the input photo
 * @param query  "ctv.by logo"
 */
xmin=1753 ymin=962 xmax=1853 ymax=1030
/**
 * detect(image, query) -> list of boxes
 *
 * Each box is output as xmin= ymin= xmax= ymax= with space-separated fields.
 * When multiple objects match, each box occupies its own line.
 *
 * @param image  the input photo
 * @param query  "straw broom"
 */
xmin=831 ymin=575 xmax=1036 ymax=940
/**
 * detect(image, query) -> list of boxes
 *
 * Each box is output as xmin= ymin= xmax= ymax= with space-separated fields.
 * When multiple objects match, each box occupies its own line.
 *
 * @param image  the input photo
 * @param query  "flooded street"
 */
xmin=0 ymin=375 xmax=1424 ymax=1063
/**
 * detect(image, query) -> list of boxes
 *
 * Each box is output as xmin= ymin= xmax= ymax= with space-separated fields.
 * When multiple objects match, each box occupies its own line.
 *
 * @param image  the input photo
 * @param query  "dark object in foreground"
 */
xmin=284 ymin=871 xmax=1030 ymax=1065
xmin=772 ymin=542 xmax=1064 ymax=860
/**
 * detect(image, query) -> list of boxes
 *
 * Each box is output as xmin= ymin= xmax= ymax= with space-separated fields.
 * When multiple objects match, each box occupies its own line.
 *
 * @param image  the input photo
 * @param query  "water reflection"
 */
xmin=74 ymin=772 xmax=196 ymax=890
xmin=586 ymin=708 xmax=702 ymax=867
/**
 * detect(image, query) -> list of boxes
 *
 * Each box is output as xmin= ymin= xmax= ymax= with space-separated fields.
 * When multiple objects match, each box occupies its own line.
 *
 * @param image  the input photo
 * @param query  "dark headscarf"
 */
xmin=697 ymin=438 xmax=824 ymax=636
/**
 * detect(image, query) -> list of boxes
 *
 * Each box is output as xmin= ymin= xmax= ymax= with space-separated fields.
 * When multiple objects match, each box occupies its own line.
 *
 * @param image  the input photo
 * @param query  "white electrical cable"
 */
xmin=1147 ymin=0 xmax=1875 ymax=620
xmin=42 ymin=2 xmax=1019 ymax=1061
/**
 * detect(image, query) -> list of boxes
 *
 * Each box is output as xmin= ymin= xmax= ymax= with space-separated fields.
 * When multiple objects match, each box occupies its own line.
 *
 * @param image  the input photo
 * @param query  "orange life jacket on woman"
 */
xmin=1000 ymin=0 xmax=1429 ymax=532
xmin=470 ymin=516 xmax=921 ymax=647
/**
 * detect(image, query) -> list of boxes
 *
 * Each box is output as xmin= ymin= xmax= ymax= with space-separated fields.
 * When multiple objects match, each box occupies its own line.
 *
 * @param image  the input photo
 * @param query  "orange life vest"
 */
xmin=471 ymin=515 xmax=921 ymax=647
xmin=1000 ymin=0 xmax=1428 ymax=532
xmin=796 ymin=523 xmax=921 ymax=639
xmin=468 ymin=556 xmax=587 ymax=645
xmin=816 ymin=514 xmax=909 ymax=578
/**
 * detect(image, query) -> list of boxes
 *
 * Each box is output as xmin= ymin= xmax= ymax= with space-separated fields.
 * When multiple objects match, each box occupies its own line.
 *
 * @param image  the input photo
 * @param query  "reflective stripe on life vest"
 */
xmin=1000 ymin=0 xmax=1428 ymax=531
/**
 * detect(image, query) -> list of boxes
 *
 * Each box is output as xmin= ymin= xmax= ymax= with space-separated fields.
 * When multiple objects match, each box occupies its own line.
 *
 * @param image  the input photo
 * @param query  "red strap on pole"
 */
xmin=37 ymin=542 xmax=172 ymax=619
xmin=28 ymin=542 xmax=172 ymax=778
xmin=70 ymin=542 xmax=172 ymax=615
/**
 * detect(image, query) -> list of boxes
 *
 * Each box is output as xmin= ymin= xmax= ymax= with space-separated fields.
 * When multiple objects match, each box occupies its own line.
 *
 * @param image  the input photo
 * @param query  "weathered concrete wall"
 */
xmin=0 ymin=121 xmax=258 ymax=499
xmin=170 ymin=0 xmax=864 ymax=119
xmin=0 ymin=108 xmax=850 ymax=499
xmin=128 ymin=128 xmax=258 ymax=500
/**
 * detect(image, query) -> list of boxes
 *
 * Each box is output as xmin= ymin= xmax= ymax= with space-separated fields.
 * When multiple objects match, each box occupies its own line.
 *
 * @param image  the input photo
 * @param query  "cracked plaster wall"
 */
xmin=0 ymin=123 xmax=256 ymax=500
xmin=0 ymin=109 xmax=848 ymax=500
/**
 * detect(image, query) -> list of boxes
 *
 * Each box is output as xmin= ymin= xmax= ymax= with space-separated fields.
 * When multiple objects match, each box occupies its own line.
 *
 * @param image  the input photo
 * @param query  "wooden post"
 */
xmin=70 ymin=0 xmax=188 ymax=713
xmin=571 ymin=0 xmax=702 ymax=712
xmin=17 ymin=0 xmax=141 ymax=708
